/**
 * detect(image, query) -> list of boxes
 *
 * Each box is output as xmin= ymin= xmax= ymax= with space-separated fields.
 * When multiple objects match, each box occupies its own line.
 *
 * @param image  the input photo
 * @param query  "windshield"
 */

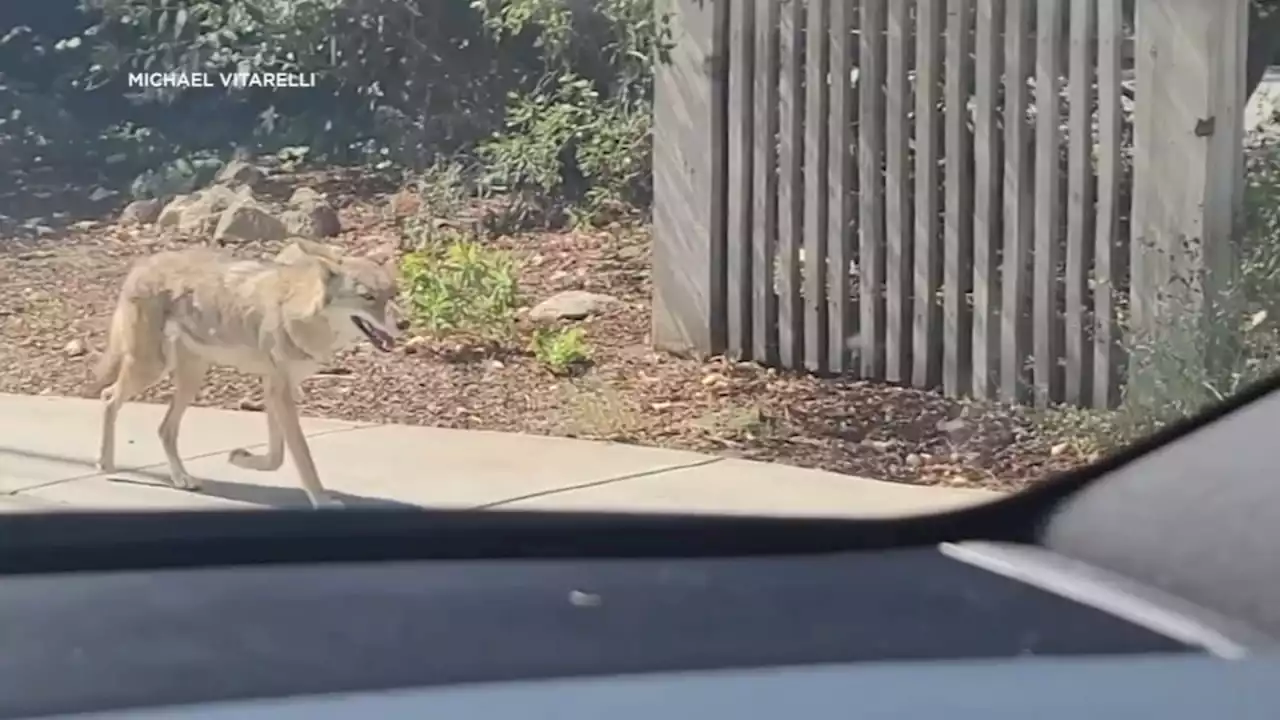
xmin=0 ymin=0 xmax=1266 ymax=516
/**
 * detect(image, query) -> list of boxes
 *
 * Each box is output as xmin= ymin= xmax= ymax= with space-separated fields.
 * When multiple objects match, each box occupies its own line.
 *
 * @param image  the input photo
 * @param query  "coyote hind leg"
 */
xmin=156 ymin=345 xmax=209 ymax=491
xmin=97 ymin=354 xmax=167 ymax=473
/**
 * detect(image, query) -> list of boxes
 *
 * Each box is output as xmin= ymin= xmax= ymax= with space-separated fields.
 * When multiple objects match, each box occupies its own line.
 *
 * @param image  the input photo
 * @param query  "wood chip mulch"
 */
xmin=0 ymin=170 xmax=1097 ymax=495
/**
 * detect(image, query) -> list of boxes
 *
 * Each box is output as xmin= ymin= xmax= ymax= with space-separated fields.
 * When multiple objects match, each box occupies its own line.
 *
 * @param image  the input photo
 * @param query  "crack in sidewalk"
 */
xmin=471 ymin=456 xmax=725 ymax=510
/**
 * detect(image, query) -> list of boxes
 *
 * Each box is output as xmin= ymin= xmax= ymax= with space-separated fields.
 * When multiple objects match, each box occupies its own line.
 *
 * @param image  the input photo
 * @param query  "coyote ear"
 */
xmin=276 ymin=239 xmax=343 ymax=266
xmin=279 ymin=261 xmax=331 ymax=321
xmin=277 ymin=240 xmax=341 ymax=320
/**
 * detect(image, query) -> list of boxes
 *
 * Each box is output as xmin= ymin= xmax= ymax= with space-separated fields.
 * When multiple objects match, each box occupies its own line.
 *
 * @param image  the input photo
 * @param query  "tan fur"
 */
xmin=91 ymin=239 xmax=404 ymax=509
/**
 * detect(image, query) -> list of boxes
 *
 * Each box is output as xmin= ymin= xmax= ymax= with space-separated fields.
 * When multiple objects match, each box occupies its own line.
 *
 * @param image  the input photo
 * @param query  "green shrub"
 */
xmin=399 ymin=233 xmax=519 ymax=341
xmin=473 ymin=0 xmax=669 ymax=221
xmin=531 ymin=326 xmax=592 ymax=374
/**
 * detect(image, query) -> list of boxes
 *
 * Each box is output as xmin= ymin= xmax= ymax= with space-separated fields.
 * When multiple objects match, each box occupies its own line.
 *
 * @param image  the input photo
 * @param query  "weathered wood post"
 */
xmin=1128 ymin=0 xmax=1247 ymax=406
xmin=651 ymin=0 xmax=730 ymax=358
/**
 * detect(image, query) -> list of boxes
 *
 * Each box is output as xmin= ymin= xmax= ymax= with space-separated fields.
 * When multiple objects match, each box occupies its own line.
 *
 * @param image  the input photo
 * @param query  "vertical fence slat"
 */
xmin=804 ymin=0 xmax=832 ymax=371
xmin=943 ymin=0 xmax=975 ymax=396
xmin=752 ymin=0 xmax=781 ymax=363
xmin=884 ymin=0 xmax=915 ymax=383
xmin=1129 ymin=0 xmax=1247 ymax=406
xmin=828 ymin=0 xmax=856 ymax=374
xmin=1000 ymin=0 xmax=1033 ymax=403
xmin=1092 ymin=0 xmax=1121 ymax=408
xmin=777 ymin=0 xmax=805 ymax=369
xmin=913 ymin=0 xmax=945 ymax=388
xmin=971 ymin=0 xmax=1003 ymax=399
xmin=654 ymin=0 xmax=1243 ymax=414
xmin=726 ymin=1 xmax=756 ymax=358
xmin=1032 ymin=0 xmax=1064 ymax=407
xmin=857 ymin=0 xmax=887 ymax=378
xmin=651 ymin=0 xmax=729 ymax=358
xmin=1064 ymin=0 xmax=1095 ymax=405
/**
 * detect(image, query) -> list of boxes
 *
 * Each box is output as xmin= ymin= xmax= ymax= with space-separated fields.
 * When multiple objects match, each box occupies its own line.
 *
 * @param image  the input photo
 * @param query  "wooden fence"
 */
xmin=651 ymin=0 xmax=1247 ymax=408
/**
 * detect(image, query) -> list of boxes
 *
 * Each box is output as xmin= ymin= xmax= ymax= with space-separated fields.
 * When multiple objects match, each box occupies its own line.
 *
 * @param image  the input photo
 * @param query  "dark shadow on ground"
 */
xmin=0 ymin=447 xmax=420 ymax=510
xmin=104 ymin=473 xmax=420 ymax=509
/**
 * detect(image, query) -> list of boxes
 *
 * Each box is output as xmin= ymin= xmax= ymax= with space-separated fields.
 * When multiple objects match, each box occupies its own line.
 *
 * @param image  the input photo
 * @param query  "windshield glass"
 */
xmin=0 ymin=0 xmax=1266 ymax=516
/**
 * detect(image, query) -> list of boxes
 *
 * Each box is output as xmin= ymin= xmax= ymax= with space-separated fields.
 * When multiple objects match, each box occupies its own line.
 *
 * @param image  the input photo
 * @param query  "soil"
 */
xmin=0 ymin=168 xmax=1098 ymax=494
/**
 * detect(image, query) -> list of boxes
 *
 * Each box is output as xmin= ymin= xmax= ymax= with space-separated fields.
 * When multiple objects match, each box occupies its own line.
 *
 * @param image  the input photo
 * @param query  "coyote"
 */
xmin=89 ymin=239 xmax=404 ymax=508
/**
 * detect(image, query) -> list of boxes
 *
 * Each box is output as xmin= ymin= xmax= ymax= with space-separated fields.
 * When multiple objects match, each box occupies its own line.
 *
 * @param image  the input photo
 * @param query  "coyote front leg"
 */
xmin=228 ymin=378 xmax=285 ymax=472
xmin=267 ymin=374 xmax=343 ymax=509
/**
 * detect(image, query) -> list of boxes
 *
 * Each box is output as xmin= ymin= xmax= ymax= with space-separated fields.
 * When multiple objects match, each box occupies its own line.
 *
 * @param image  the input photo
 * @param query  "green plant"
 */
xmin=393 ymin=159 xmax=483 ymax=246
xmin=477 ymin=74 xmax=650 ymax=218
xmin=399 ymin=233 xmax=519 ymax=342
xmin=1035 ymin=404 xmax=1131 ymax=457
xmin=71 ymin=0 xmax=520 ymax=167
xmin=557 ymin=377 xmax=641 ymax=439
xmin=1115 ymin=131 xmax=1280 ymax=434
xmin=412 ymin=159 xmax=473 ymax=219
xmin=531 ymin=325 xmax=592 ymax=374
xmin=694 ymin=404 xmax=776 ymax=441
xmin=473 ymin=0 xmax=670 ymax=221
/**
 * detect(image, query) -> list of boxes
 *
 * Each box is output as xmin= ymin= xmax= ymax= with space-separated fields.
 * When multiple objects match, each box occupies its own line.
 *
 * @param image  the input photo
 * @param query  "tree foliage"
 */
xmin=2 ymin=0 xmax=665 ymax=215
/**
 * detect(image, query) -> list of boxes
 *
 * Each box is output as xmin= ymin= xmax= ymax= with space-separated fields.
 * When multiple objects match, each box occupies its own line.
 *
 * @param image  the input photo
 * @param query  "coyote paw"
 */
xmin=228 ymin=447 xmax=281 ymax=472
xmin=171 ymin=472 xmax=203 ymax=492
xmin=309 ymin=494 xmax=345 ymax=510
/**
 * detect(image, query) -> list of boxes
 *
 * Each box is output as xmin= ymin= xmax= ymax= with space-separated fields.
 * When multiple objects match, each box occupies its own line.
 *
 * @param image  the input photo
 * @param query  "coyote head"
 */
xmin=276 ymin=239 xmax=406 ymax=352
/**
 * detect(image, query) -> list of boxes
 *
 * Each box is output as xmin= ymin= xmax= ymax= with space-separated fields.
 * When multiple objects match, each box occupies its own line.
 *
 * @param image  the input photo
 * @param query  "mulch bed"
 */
xmin=0 ymin=168 xmax=1095 ymax=494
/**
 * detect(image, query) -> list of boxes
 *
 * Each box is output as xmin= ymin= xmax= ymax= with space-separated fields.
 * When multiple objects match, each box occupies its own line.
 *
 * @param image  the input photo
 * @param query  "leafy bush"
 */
xmin=399 ymin=232 xmax=520 ymax=342
xmin=4 ymin=0 xmax=669 ymax=225
xmin=531 ymin=326 xmax=592 ymax=374
xmin=473 ymin=0 xmax=669 ymax=220
xmin=74 ymin=0 xmax=528 ymax=165
xmin=477 ymin=74 xmax=651 ymax=220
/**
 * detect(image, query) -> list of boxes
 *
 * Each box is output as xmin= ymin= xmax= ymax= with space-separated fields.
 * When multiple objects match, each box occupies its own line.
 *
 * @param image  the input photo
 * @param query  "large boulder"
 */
xmin=119 ymin=199 xmax=162 ymax=225
xmin=213 ymin=159 xmax=267 ymax=191
xmin=156 ymin=185 xmax=244 ymax=236
xmin=529 ymin=291 xmax=622 ymax=322
xmin=213 ymin=197 xmax=288 ymax=245
xmin=280 ymin=187 xmax=341 ymax=238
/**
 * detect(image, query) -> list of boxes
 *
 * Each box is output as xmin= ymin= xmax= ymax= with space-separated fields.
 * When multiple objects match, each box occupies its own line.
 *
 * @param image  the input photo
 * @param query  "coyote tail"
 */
xmin=86 ymin=299 xmax=134 ymax=398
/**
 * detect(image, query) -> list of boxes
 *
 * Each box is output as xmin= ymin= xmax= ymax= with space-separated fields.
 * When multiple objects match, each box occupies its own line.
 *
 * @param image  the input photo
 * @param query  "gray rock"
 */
xmin=214 ymin=159 xmax=267 ymax=190
xmin=119 ymin=199 xmax=162 ymax=225
xmin=213 ymin=197 xmax=288 ymax=245
xmin=281 ymin=204 xmax=341 ymax=238
xmin=529 ymin=290 xmax=621 ymax=322
xmin=280 ymin=187 xmax=341 ymax=238
xmin=89 ymin=187 xmax=118 ymax=202
xmin=288 ymin=187 xmax=326 ymax=207
xmin=158 ymin=185 xmax=242 ymax=236
xmin=156 ymin=194 xmax=193 ymax=228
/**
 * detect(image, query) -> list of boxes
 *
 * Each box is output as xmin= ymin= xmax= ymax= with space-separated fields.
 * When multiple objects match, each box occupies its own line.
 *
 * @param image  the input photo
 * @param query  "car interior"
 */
xmin=0 ymin=374 xmax=1277 ymax=719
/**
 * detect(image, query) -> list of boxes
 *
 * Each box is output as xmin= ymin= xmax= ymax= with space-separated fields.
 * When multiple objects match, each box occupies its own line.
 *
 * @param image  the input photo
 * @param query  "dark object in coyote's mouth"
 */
xmin=352 ymin=316 xmax=394 ymax=352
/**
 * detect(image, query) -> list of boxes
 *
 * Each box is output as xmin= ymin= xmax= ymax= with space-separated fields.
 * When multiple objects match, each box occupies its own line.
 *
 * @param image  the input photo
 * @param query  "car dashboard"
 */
xmin=0 ymin=538 xmax=1274 ymax=718
xmin=4 ymin=373 xmax=1280 ymax=718
xmin=52 ymin=652 xmax=1280 ymax=719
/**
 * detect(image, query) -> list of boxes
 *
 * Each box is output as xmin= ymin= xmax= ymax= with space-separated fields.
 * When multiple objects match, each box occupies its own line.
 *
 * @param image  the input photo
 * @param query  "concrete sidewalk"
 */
xmin=0 ymin=393 xmax=1000 ymax=517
